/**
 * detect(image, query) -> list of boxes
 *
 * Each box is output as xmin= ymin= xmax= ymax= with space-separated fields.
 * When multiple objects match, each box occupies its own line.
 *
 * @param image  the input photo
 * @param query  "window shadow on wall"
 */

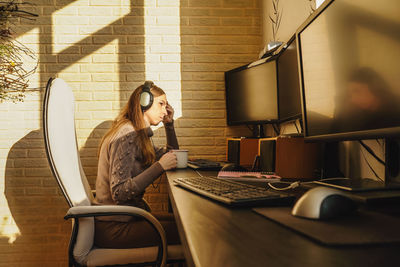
xmin=1 ymin=0 xmax=146 ymax=264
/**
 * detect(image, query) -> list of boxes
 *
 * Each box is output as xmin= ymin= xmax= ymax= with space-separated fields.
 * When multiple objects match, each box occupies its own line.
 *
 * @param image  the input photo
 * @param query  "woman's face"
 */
xmin=347 ymin=81 xmax=380 ymax=111
xmin=143 ymin=94 xmax=168 ymax=126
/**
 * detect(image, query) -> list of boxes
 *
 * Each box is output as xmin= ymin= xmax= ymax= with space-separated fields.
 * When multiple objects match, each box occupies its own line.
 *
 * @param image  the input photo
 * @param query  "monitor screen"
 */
xmin=277 ymin=36 xmax=302 ymax=123
xmin=297 ymin=0 xmax=400 ymax=141
xmin=225 ymin=60 xmax=278 ymax=126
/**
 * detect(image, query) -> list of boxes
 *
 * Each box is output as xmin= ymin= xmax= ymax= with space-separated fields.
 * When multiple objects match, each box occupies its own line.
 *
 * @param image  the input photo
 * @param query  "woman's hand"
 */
xmin=163 ymin=103 xmax=174 ymax=124
xmin=159 ymin=152 xmax=177 ymax=170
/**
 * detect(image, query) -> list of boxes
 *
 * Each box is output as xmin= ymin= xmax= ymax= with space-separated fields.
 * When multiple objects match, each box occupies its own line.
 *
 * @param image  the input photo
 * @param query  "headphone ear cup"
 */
xmin=140 ymin=90 xmax=153 ymax=111
xmin=140 ymin=81 xmax=154 ymax=111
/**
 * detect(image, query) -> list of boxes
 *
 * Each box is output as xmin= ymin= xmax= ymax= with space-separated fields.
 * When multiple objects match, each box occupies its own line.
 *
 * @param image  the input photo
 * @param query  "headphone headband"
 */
xmin=143 ymin=81 xmax=154 ymax=91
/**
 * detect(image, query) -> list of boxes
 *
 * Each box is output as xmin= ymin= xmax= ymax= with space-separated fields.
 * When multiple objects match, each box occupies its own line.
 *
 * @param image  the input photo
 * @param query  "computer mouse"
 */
xmin=291 ymin=186 xmax=357 ymax=220
xmin=221 ymin=163 xmax=248 ymax=172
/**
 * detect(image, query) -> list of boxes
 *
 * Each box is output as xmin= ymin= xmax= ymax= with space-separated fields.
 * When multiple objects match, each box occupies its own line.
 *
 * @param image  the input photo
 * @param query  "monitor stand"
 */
xmin=251 ymin=124 xmax=265 ymax=138
xmin=314 ymin=177 xmax=400 ymax=192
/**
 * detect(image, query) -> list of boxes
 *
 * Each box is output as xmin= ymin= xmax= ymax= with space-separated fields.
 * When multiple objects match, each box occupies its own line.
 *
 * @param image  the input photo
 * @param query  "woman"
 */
xmin=93 ymin=81 xmax=180 ymax=248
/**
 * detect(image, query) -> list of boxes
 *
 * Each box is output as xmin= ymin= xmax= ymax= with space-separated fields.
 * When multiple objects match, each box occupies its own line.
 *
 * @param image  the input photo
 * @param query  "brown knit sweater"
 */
xmin=93 ymin=121 xmax=178 ymax=221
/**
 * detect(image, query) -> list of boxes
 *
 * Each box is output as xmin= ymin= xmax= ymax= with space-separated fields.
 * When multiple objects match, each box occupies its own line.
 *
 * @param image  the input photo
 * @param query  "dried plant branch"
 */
xmin=308 ymin=0 xmax=316 ymax=14
xmin=269 ymin=0 xmax=282 ymax=42
xmin=0 ymin=0 xmax=38 ymax=102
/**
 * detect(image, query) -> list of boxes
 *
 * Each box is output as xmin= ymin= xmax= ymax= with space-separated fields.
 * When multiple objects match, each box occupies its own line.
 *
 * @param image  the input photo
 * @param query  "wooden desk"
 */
xmin=167 ymin=169 xmax=400 ymax=267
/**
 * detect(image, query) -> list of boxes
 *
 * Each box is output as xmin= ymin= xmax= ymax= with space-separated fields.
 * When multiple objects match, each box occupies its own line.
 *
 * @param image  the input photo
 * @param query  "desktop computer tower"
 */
xmin=275 ymin=136 xmax=321 ymax=179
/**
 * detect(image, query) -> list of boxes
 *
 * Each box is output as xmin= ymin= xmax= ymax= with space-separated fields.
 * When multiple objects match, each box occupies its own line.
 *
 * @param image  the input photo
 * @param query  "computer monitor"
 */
xmin=277 ymin=36 xmax=302 ymax=123
xmin=225 ymin=59 xmax=278 ymax=137
xmin=297 ymin=0 xmax=400 ymax=142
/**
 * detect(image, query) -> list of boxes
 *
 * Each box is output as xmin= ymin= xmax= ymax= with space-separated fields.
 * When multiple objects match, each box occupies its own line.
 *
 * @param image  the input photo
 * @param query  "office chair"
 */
xmin=43 ymin=77 xmax=183 ymax=267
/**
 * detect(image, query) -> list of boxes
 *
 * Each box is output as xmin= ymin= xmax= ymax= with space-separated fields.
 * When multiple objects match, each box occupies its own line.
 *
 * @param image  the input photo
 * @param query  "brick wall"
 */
xmin=0 ymin=0 xmax=261 ymax=265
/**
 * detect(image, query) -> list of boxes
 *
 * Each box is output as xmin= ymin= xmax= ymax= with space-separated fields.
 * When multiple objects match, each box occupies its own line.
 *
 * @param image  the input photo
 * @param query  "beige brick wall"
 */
xmin=0 ymin=0 xmax=262 ymax=265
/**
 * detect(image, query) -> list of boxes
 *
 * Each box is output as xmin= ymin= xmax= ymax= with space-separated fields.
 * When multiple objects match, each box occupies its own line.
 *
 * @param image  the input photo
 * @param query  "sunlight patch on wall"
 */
xmin=144 ymin=1 xmax=182 ymax=130
xmin=316 ymin=0 xmax=325 ymax=9
xmin=52 ymin=0 xmax=130 ymax=54
xmin=0 ymin=213 xmax=20 ymax=243
xmin=0 ymin=27 xmax=41 ymax=243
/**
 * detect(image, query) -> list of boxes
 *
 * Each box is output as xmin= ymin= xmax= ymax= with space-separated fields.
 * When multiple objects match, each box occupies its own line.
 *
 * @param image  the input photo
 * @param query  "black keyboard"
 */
xmin=174 ymin=176 xmax=294 ymax=207
xmin=187 ymin=159 xmax=221 ymax=170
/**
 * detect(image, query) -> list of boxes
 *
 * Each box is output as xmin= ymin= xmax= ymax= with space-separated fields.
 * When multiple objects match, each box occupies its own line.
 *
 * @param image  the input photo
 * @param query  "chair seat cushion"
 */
xmin=85 ymin=244 xmax=183 ymax=267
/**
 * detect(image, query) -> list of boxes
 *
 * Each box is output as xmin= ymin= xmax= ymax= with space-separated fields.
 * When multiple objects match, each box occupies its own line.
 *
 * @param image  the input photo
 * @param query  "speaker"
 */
xmin=239 ymin=138 xmax=260 ymax=167
xmin=259 ymin=138 xmax=276 ymax=172
xmin=140 ymin=80 xmax=154 ymax=111
xmin=227 ymin=138 xmax=269 ymax=169
xmin=227 ymin=138 xmax=240 ymax=165
xmin=385 ymin=138 xmax=400 ymax=183
xmin=275 ymin=136 xmax=321 ymax=179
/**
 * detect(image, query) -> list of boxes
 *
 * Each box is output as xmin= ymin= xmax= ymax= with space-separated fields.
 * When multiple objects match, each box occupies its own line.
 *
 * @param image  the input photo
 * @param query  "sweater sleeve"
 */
xmin=108 ymin=132 xmax=165 ymax=204
xmin=165 ymin=120 xmax=179 ymax=150
xmin=154 ymin=120 xmax=180 ymax=159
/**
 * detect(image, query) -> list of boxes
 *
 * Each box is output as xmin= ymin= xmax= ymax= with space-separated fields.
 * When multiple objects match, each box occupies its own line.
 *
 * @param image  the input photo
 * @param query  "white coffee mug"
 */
xmin=170 ymin=149 xmax=188 ymax=168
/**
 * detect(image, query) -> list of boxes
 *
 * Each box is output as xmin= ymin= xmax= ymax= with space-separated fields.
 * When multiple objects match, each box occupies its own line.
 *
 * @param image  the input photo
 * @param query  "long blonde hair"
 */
xmin=99 ymin=83 xmax=166 ymax=166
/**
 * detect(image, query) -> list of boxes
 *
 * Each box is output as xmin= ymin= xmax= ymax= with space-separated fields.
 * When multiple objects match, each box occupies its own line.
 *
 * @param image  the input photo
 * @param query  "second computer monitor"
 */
xmin=225 ymin=60 xmax=278 ymax=127
xmin=277 ymin=37 xmax=302 ymax=123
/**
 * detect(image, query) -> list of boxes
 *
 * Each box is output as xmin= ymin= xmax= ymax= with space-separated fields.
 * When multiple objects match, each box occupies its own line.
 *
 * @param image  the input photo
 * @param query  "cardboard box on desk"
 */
xmin=275 ymin=136 xmax=321 ymax=179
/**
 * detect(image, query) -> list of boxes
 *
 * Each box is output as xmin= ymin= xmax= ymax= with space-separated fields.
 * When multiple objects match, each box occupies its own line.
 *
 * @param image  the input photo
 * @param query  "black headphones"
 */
xmin=139 ymin=80 xmax=154 ymax=111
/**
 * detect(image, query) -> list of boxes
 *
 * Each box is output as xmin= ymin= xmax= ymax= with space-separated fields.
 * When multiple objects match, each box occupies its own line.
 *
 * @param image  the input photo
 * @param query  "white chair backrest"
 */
xmin=43 ymin=78 xmax=92 ymax=207
xmin=43 ymin=78 xmax=96 ymax=264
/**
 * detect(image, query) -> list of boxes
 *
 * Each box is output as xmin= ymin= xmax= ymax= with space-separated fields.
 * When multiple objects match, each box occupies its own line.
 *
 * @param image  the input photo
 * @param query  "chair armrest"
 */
xmin=65 ymin=205 xmax=159 ymax=225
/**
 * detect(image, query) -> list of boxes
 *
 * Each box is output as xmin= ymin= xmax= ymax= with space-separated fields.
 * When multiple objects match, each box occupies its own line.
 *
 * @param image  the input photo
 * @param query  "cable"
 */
xmin=318 ymin=177 xmax=350 ymax=182
xmin=376 ymin=139 xmax=383 ymax=147
xmin=298 ymin=119 xmax=303 ymax=134
xmin=360 ymin=146 xmax=383 ymax=181
xmin=195 ymin=170 xmax=204 ymax=177
xmin=246 ymin=124 xmax=253 ymax=133
xmin=268 ymin=181 xmax=300 ymax=191
xmin=358 ymin=140 xmax=385 ymax=165
xmin=268 ymin=177 xmax=351 ymax=191
xmin=272 ymin=123 xmax=280 ymax=136
xmin=267 ymin=180 xmax=315 ymax=191
xmin=293 ymin=120 xmax=300 ymax=134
